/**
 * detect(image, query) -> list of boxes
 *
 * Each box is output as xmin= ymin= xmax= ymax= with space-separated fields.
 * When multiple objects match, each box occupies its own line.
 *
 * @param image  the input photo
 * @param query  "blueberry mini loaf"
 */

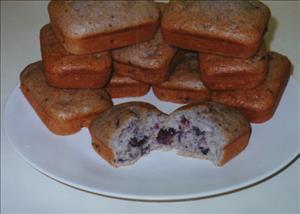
xmin=20 ymin=61 xmax=112 ymax=135
xmin=112 ymin=29 xmax=177 ymax=85
xmin=199 ymin=42 xmax=268 ymax=90
xmin=89 ymin=102 xmax=167 ymax=167
xmin=160 ymin=102 xmax=250 ymax=166
xmin=89 ymin=102 xmax=250 ymax=167
xmin=48 ymin=1 xmax=160 ymax=54
xmin=106 ymin=72 xmax=150 ymax=98
xmin=212 ymin=52 xmax=291 ymax=123
xmin=153 ymin=50 xmax=210 ymax=104
xmin=40 ymin=24 xmax=112 ymax=89
xmin=161 ymin=0 xmax=270 ymax=58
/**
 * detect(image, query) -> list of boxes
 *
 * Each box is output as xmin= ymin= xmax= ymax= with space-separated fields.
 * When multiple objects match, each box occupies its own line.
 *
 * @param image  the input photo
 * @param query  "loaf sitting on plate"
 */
xmin=89 ymin=102 xmax=167 ymax=167
xmin=20 ymin=61 xmax=112 ymax=135
xmin=211 ymin=52 xmax=291 ymax=123
xmin=48 ymin=1 xmax=160 ymax=54
xmin=89 ymin=102 xmax=250 ymax=167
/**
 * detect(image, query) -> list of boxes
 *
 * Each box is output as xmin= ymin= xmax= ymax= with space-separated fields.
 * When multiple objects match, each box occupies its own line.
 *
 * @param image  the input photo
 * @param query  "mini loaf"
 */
xmin=112 ymin=29 xmax=177 ymax=85
xmin=89 ymin=102 xmax=250 ymax=167
xmin=89 ymin=102 xmax=167 ymax=167
xmin=212 ymin=52 xmax=291 ymax=123
xmin=199 ymin=43 xmax=268 ymax=90
xmin=161 ymin=0 xmax=270 ymax=58
xmin=159 ymin=102 xmax=251 ymax=166
xmin=153 ymin=51 xmax=210 ymax=104
xmin=40 ymin=24 xmax=112 ymax=89
xmin=20 ymin=61 xmax=112 ymax=135
xmin=48 ymin=1 xmax=160 ymax=55
xmin=106 ymin=72 xmax=150 ymax=98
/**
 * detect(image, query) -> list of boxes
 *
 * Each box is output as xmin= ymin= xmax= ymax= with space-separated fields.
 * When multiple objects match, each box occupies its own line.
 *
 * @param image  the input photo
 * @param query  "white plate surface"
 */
xmin=4 ymin=78 xmax=300 ymax=201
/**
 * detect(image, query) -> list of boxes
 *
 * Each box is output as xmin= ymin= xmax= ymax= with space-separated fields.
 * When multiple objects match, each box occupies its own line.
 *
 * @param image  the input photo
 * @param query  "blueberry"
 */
xmin=157 ymin=128 xmax=176 ymax=145
xmin=180 ymin=116 xmax=190 ymax=127
xmin=129 ymin=136 xmax=148 ymax=147
xmin=192 ymin=127 xmax=206 ymax=136
xmin=141 ymin=144 xmax=151 ymax=156
xmin=177 ymin=131 xmax=183 ymax=143
xmin=117 ymin=158 xmax=125 ymax=163
xmin=199 ymin=147 xmax=209 ymax=155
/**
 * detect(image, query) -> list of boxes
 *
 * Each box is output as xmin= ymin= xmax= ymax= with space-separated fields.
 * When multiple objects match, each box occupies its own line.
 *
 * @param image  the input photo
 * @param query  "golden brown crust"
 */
xmin=113 ymin=61 xmax=170 ymax=85
xmin=91 ymin=136 xmax=116 ymax=167
xmin=21 ymin=83 xmax=93 ymax=135
xmin=20 ymin=61 xmax=112 ymax=135
xmin=106 ymin=72 xmax=150 ymax=98
xmin=112 ymin=30 xmax=177 ymax=70
xmin=40 ymin=24 xmax=112 ymax=88
xmin=48 ymin=1 xmax=160 ymax=54
xmin=161 ymin=1 xmax=270 ymax=58
xmin=153 ymin=51 xmax=210 ymax=103
xmin=162 ymin=29 xmax=260 ymax=58
xmin=153 ymin=87 xmax=210 ymax=104
xmin=212 ymin=52 xmax=291 ymax=123
xmin=199 ymin=43 xmax=268 ymax=90
xmin=218 ymin=128 xmax=251 ymax=166
xmin=111 ymin=28 xmax=177 ymax=84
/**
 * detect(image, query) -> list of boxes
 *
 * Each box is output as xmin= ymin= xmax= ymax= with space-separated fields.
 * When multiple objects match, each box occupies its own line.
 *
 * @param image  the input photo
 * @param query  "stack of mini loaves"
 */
xmin=20 ymin=1 xmax=291 ymax=167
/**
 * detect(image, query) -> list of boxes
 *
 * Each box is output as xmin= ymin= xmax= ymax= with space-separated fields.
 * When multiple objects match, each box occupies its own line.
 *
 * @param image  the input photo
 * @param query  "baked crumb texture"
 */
xmin=89 ymin=102 xmax=250 ymax=167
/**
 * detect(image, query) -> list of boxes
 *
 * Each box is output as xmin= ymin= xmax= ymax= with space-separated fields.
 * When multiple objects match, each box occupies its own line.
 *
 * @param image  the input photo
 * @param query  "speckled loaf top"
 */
xmin=20 ymin=62 xmax=112 ymax=120
xmin=112 ymin=30 xmax=177 ymax=69
xmin=158 ymin=51 xmax=207 ymax=90
xmin=40 ymin=24 xmax=111 ymax=74
xmin=162 ymin=0 xmax=270 ymax=44
xmin=176 ymin=102 xmax=250 ymax=145
xmin=90 ymin=102 xmax=165 ymax=147
xmin=200 ymin=42 xmax=267 ymax=76
xmin=212 ymin=52 xmax=291 ymax=111
xmin=48 ymin=1 xmax=160 ymax=39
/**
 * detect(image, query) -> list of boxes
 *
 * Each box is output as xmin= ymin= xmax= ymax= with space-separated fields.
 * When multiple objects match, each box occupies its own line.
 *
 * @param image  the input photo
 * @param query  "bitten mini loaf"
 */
xmin=212 ymin=52 xmax=291 ymax=123
xmin=48 ymin=1 xmax=160 ymax=54
xmin=153 ymin=51 xmax=210 ymax=104
xmin=89 ymin=102 xmax=167 ymax=167
xmin=161 ymin=0 xmax=270 ymax=58
xmin=20 ymin=61 xmax=112 ymax=135
xmin=40 ymin=24 xmax=112 ymax=89
xmin=89 ymin=102 xmax=250 ymax=167
xmin=199 ymin=43 xmax=268 ymax=90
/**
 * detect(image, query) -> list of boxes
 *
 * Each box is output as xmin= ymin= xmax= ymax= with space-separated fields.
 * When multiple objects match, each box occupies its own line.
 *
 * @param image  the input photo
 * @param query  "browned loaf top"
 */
xmin=20 ymin=61 xmax=112 ymax=121
xmin=211 ymin=52 xmax=291 ymax=122
xmin=112 ymin=29 xmax=177 ymax=70
xmin=157 ymin=51 xmax=208 ymax=91
xmin=40 ymin=24 xmax=111 ymax=76
xmin=200 ymin=42 xmax=268 ymax=77
xmin=48 ymin=1 xmax=159 ymax=39
xmin=162 ymin=0 xmax=270 ymax=45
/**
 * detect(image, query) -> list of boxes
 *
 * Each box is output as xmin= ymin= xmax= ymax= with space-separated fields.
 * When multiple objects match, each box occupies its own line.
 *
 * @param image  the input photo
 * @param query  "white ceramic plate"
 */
xmin=4 ymin=77 xmax=300 ymax=201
